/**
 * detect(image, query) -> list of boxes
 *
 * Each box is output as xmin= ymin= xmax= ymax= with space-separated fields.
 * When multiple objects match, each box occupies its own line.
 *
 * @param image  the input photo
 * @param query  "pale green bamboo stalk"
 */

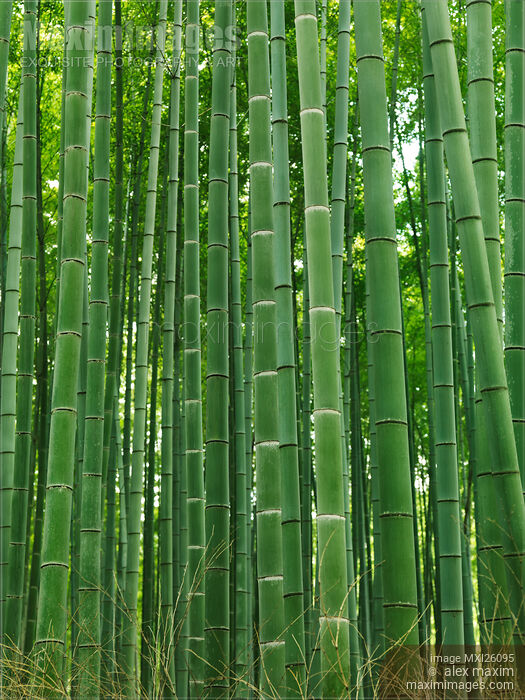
xmin=422 ymin=12 xmax=464 ymax=647
xmin=248 ymin=1 xmax=286 ymax=695
xmin=294 ymin=2 xmax=350 ymax=695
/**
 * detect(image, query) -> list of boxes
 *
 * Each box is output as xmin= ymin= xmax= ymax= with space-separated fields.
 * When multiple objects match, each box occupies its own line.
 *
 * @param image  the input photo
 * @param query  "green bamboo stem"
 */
xmin=204 ymin=0 xmax=232 ymax=693
xmin=229 ymin=9 xmax=249 ymax=692
xmin=101 ymin=0 xmax=125 ymax=509
xmin=388 ymin=0 xmax=402 ymax=158
xmin=294 ymin=2 xmax=351 ymax=695
xmin=159 ymin=5 xmax=182 ymax=696
xmin=121 ymin=48 xmax=154 ymax=508
xmin=4 ymin=0 xmax=37 ymax=651
xmin=115 ymin=403 xmax=128 ymax=685
xmin=71 ymin=259 xmax=89 ymax=680
xmin=140 ymin=189 xmax=165 ymax=695
xmin=0 ymin=0 xmax=12 ymax=180
xmin=422 ymin=13 xmax=464 ymax=647
xmin=328 ymin=1 xmax=361 ymax=682
xmin=181 ymin=0 xmax=204 ymax=692
xmin=177 ymin=374 xmax=189 ymax=700
xmin=34 ymin=0 xmax=95 ymax=684
xmin=100 ymin=413 xmax=116 ymax=685
xmin=121 ymin=1 xmax=167 ymax=690
xmin=248 ymin=1 xmax=287 ymax=695
xmin=0 ymin=84 xmax=23 ymax=642
xmin=503 ymin=0 xmax=525 ymax=492
xmin=365 ymin=260 xmax=385 ymax=660
xmin=269 ymin=1 xmax=306 ymax=694
xmin=466 ymin=0 xmax=503 ymax=330
xmin=424 ymin=0 xmax=525 ymax=642
xmin=75 ymin=2 xmax=112 ymax=693
xmin=243 ymin=221 xmax=254 ymax=688
xmin=300 ymin=246 xmax=313 ymax=670
xmin=354 ymin=0 xmax=419 ymax=661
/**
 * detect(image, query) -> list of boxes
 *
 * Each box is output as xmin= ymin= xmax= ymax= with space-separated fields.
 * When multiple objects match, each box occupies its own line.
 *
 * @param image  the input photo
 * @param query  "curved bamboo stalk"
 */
xmin=423 ymin=0 xmax=525 ymax=642
xmin=422 ymin=13 xmax=464 ymax=647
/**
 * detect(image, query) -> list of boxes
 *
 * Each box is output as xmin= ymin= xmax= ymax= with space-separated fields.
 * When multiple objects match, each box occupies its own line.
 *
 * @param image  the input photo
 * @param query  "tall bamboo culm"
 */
xmin=34 ymin=0 xmax=95 ymax=683
xmin=4 ymin=0 xmax=37 ymax=650
xmin=354 ymin=2 xmax=419 ymax=682
xmin=422 ymin=12 xmax=464 ymax=647
xmin=204 ymin=0 xmax=232 ymax=694
xmin=248 ymin=1 xmax=286 ymax=695
xmin=228 ymin=6 xmax=249 ymax=692
xmin=503 ymin=0 xmax=525 ymax=494
xmin=121 ymin=1 xmax=167 ymax=691
xmin=294 ymin=2 xmax=350 ymax=696
xmin=0 ymin=86 xmax=23 ymax=644
xmin=269 ymin=0 xmax=306 ymax=695
xmin=159 ymin=3 xmax=182 ymax=696
xmin=75 ymin=1 xmax=112 ymax=695
xmin=424 ymin=0 xmax=525 ymax=641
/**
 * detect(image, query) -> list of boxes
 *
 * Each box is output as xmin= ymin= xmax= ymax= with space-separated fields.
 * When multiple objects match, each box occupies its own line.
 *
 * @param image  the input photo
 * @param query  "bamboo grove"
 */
xmin=0 ymin=0 xmax=523 ymax=698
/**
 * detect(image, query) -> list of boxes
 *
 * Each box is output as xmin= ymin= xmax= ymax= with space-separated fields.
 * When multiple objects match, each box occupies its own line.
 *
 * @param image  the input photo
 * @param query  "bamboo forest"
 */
xmin=0 ymin=0 xmax=524 ymax=697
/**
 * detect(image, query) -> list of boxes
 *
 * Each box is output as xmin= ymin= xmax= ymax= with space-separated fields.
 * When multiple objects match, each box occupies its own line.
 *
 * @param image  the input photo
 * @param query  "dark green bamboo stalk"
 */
xmin=503 ymin=0 xmax=525 ymax=492
xmin=388 ymin=0 xmax=402 ymax=157
xmin=243 ymin=220 xmax=254 ymax=687
xmin=181 ymin=0 xmax=203 ymax=693
xmin=269 ymin=1 xmax=306 ymax=694
xmin=354 ymin=0 xmax=419 ymax=660
xmin=294 ymin=2 xmax=351 ymax=695
xmin=0 ymin=1 xmax=12 ymax=178
xmin=75 ymin=2 xmax=112 ymax=694
xmin=159 ymin=5 xmax=182 ymax=696
xmin=140 ymin=191 xmax=165 ymax=696
xmin=300 ymin=245 xmax=313 ymax=672
xmin=122 ymin=1 xmax=167 ymax=690
xmin=177 ymin=374 xmax=189 ymax=700
xmin=424 ymin=0 xmax=525 ymax=641
xmin=248 ymin=1 xmax=286 ymax=695
xmin=34 ymin=0 xmax=95 ymax=683
xmin=229 ymin=10 xmax=249 ymax=692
